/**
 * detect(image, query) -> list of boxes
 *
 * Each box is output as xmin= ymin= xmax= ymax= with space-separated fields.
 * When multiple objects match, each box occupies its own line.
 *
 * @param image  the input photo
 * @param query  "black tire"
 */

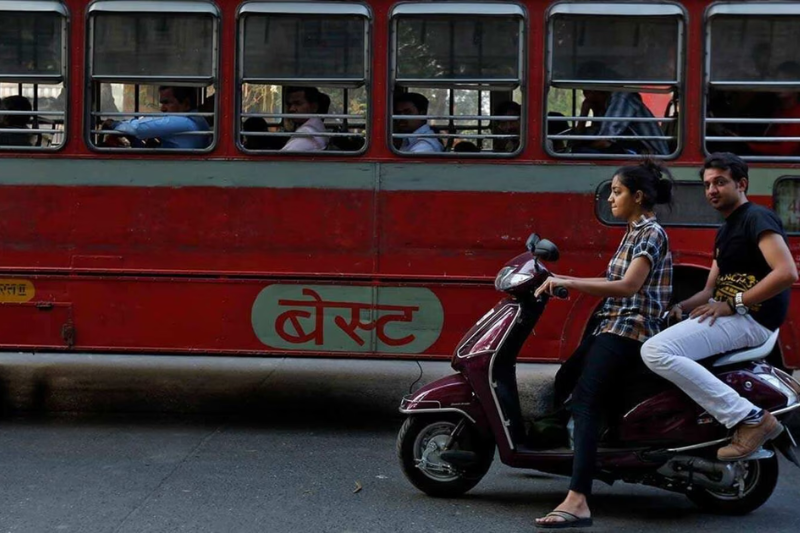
xmin=397 ymin=415 xmax=495 ymax=498
xmin=686 ymin=453 xmax=779 ymax=515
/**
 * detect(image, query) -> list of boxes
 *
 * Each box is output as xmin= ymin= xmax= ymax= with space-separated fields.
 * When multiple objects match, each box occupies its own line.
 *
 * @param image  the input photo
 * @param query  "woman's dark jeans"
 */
xmin=554 ymin=332 xmax=643 ymax=496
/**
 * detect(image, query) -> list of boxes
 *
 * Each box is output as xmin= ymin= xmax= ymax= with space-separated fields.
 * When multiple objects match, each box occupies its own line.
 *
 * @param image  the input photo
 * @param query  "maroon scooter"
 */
xmin=397 ymin=235 xmax=800 ymax=514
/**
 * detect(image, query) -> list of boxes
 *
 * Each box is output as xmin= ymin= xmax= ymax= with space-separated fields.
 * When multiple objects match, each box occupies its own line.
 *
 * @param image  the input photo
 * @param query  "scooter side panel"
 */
xmin=620 ymin=363 xmax=790 ymax=445
xmin=399 ymin=373 xmax=490 ymax=431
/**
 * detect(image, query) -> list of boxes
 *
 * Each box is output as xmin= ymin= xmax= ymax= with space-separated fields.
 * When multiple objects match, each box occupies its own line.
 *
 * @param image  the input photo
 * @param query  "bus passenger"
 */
xmin=642 ymin=153 xmax=797 ymax=462
xmin=747 ymin=61 xmax=800 ymax=157
xmin=575 ymin=88 xmax=669 ymax=155
xmin=242 ymin=117 xmax=287 ymax=151
xmin=281 ymin=87 xmax=328 ymax=152
xmin=573 ymin=62 xmax=669 ymax=155
xmin=393 ymin=92 xmax=444 ymax=153
xmin=453 ymin=141 xmax=480 ymax=153
xmin=534 ymin=161 xmax=674 ymax=528
xmin=103 ymin=86 xmax=210 ymax=149
xmin=492 ymin=101 xmax=521 ymax=153
xmin=0 ymin=95 xmax=34 ymax=147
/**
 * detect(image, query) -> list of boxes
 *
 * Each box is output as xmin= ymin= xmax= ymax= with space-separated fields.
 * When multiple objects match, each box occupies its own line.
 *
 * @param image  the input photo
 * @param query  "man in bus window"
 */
xmin=642 ymin=152 xmax=797 ymax=461
xmin=573 ymin=62 xmax=669 ymax=156
xmin=103 ymin=86 xmax=210 ymax=149
xmin=393 ymin=92 xmax=443 ymax=153
xmin=0 ymin=95 xmax=34 ymax=147
xmin=492 ymin=101 xmax=521 ymax=153
xmin=280 ymin=87 xmax=328 ymax=152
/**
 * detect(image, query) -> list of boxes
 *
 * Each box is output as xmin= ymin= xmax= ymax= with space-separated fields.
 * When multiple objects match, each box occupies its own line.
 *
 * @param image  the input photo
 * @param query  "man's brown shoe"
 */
xmin=717 ymin=412 xmax=784 ymax=461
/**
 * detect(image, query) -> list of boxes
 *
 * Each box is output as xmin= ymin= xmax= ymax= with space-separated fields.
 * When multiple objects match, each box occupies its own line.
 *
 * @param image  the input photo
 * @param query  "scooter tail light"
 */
xmin=759 ymin=373 xmax=798 ymax=407
xmin=457 ymin=307 xmax=517 ymax=358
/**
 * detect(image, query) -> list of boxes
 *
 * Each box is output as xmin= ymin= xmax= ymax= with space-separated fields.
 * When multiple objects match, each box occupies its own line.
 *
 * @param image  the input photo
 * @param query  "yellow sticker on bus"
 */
xmin=0 ymin=280 xmax=35 ymax=303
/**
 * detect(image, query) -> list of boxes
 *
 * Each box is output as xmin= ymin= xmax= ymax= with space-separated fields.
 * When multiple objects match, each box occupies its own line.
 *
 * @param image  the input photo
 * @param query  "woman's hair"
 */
xmin=615 ymin=159 xmax=674 ymax=211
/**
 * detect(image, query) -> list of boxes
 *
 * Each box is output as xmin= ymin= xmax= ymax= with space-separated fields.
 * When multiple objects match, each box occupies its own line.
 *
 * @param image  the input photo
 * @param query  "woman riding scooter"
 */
xmin=533 ymin=161 xmax=674 ymax=528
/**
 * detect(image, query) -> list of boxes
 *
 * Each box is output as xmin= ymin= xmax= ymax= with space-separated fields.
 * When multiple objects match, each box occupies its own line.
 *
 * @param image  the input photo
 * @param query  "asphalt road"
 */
xmin=1 ymin=411 xmax=799 ymax=533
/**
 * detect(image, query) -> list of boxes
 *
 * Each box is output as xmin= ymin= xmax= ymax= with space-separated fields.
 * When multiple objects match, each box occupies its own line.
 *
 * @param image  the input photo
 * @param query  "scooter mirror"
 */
xmin=526 ymin=233 xmax=541 ymax=252
xmin=533 ymin=239 xmax=559 ymax=262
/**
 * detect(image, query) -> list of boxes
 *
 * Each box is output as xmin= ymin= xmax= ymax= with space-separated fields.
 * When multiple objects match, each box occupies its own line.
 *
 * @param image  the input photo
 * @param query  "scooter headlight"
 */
xmin=495 ymin=267 xmax=533 ymax=291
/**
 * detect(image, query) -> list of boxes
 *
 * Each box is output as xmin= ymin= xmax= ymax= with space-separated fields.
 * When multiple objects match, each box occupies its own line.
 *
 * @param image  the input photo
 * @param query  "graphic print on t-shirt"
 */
xmin=714 ymin=272 xmax=761 ymax=312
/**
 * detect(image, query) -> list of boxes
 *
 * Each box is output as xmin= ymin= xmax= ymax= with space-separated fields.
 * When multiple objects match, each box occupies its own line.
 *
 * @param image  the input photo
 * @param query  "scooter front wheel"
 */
xmin=397 ymin=414 xmax=495 ymax=498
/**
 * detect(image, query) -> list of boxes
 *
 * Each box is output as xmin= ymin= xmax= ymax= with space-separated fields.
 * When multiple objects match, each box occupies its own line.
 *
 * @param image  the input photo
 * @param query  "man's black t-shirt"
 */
xmin=714 ymin=202 xmax=790 ymax=331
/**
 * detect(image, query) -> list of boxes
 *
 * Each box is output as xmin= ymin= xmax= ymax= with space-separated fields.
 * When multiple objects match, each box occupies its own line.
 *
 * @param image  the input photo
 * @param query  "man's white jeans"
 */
xmin=641 ymin=311 xmax=772 ymax=428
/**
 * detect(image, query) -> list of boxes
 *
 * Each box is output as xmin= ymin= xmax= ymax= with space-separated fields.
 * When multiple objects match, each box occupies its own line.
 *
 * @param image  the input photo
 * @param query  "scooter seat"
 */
xmin=712 ymin=329 xmax=779 ymax=367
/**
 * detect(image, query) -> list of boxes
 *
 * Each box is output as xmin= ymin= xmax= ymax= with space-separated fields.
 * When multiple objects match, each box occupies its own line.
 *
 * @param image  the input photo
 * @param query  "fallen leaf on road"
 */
xmin=353 ymin=481 xmax=362 ymax=493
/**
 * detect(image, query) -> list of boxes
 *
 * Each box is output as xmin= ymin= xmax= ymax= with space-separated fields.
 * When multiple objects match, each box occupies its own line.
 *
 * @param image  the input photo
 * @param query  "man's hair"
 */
xmin=394 ymin=92 xmax=429 ymax=115
xmin=159 ymin=86 xmax=198 ymax=109
xmin=495 ymin=101 xmax=521 ymax=116
xmin=700 ymin=152 xmax=749 ymax=192
xmin=1 ymin=95 xmax=32 ymax=126
xmin=285 ymin=86 xmax=322 ymax=108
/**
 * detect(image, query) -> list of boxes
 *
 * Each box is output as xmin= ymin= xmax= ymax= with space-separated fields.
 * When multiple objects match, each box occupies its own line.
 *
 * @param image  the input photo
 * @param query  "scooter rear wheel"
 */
xmin=686 ymin=452 xmax=779 ymax=515
xmin=397 ymin=414 xmax=495 ymax=498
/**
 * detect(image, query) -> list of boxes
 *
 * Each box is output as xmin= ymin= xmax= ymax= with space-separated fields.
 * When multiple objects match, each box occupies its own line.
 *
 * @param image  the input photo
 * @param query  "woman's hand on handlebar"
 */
xmin=534 ymin=276 xmax=571 ymax=299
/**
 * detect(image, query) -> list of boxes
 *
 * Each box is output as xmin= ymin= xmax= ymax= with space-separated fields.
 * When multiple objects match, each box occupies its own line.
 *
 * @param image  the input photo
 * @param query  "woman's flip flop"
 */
xmin=535 ymin=510 xmax=593 ymax=529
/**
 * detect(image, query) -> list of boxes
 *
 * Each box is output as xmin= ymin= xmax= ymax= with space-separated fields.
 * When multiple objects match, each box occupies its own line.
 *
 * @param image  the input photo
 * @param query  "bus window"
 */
xmin=774 ymin=177 xmax=800 ymax=234
xmin=86 ymin=1 xmax=218 ymax=152
xmin=596 ymin=181 xmax=722 ymax=227
xmin=0 ymin=1 xmax=67 ymax=151
xmin=390 ymin=3 xmax=525 ymax=156
xmin=238 ymin=3 xmax=369 ymax=154
xmin=706 ymin=4 xmax=800 ymax=161
xmin=545 ymin=3 xmax=683 ymax=159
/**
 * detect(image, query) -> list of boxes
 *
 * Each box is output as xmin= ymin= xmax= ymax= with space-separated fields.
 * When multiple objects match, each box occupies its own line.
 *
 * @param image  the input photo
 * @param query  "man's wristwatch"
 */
xmin=734 ymin=292 xmax=749 ymax=315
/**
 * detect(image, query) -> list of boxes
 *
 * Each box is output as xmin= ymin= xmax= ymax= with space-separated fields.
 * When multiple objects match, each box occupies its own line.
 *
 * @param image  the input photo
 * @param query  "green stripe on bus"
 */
xmin=0 ymin=158 xmax=787 ymax=195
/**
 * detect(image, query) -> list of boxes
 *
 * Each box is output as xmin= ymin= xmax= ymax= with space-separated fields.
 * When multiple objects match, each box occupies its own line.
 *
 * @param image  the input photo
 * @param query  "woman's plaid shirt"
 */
xmin=594 ymin=215 xmax=672 ymax=343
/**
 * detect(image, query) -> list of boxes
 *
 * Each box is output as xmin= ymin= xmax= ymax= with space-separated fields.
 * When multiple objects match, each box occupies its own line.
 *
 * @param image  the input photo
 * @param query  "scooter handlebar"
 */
xmin=553 ymin=286 xmax=569 ymax=299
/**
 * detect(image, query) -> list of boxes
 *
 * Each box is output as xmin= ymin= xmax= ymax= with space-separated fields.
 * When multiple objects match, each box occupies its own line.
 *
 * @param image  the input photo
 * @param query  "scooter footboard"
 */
xmin=399 ymin=373 xmax=489 ymax=430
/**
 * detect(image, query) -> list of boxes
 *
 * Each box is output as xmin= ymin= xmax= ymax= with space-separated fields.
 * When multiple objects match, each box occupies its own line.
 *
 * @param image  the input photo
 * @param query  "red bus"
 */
xmin=2 ymin=0 xmax=800 ymax=370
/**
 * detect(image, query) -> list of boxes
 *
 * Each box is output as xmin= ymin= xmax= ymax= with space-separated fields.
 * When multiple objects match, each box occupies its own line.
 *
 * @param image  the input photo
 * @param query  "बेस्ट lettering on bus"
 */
xmin=275 ymin=288 xmax=417 ymax=347
xmin=251 ymin=285 xmax=444 ymax=354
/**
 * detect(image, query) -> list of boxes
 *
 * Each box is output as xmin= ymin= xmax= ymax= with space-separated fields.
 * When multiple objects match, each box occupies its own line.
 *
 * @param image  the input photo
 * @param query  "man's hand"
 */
xmin=667 ymin=303 xmax=685 ymax=324
xmin=689 ymin=300 xmax=734 ymax=326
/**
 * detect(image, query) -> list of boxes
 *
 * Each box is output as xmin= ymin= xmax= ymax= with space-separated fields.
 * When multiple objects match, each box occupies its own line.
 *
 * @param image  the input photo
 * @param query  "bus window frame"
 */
xmin=0 ymin=0 xmax=69 ymax=153
xmin=388 ymin=2 xmax=527 ymax=158
xmin=703 ymin=2 xmax=800 ymax=162
xmin=235 ymin=1 xmax=372 ymax=156
xmin=84 ymin=0 xmax=220 ymax=154
xmin=543 ymin=1 xmax=686 ymax=161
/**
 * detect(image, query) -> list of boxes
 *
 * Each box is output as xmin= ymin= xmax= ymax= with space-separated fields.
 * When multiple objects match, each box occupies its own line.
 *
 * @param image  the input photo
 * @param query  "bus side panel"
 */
xmin=0 ymin=276 xmax=504 ymax=358
xmin=0 ymin=184 xmax=375 ymax=275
